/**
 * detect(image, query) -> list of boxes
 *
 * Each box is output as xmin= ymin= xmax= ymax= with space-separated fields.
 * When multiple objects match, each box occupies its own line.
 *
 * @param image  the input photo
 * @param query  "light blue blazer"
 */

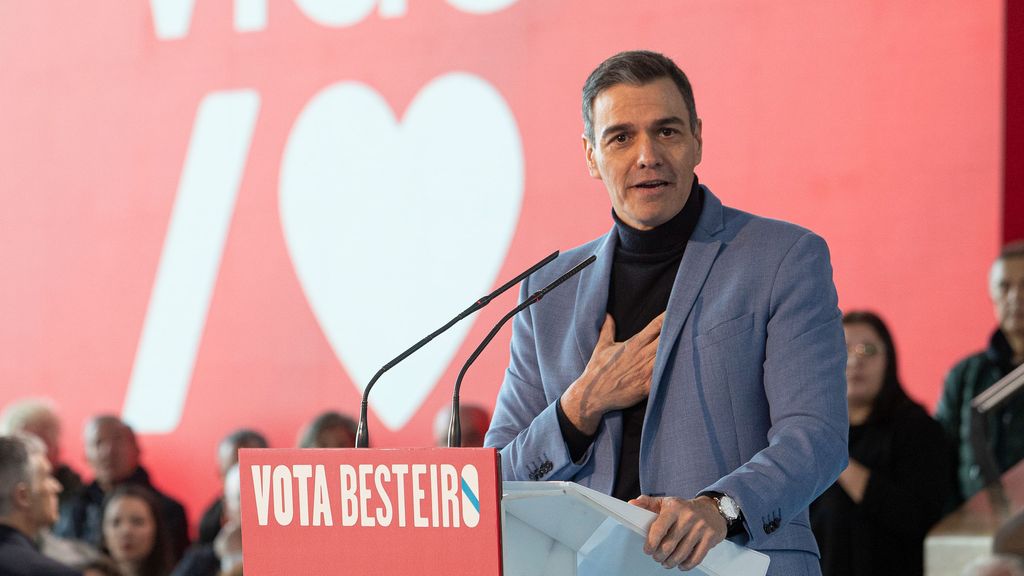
xmin=485 ymin=187 xmax=848 ymax=575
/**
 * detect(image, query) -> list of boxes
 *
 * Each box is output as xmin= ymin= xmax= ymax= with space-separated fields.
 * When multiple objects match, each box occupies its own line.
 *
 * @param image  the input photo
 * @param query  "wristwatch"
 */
xmin=708 ymin=492 xmax=741 ymax=526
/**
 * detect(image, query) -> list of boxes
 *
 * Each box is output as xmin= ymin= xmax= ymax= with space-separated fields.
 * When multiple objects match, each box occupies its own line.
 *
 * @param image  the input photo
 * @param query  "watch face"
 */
xmin=719 ymin=495 xmax=740 ymax=521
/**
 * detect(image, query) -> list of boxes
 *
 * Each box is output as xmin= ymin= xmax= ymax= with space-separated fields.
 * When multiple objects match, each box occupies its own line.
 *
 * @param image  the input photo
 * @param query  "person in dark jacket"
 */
xmin=937 ymin=241 xmax=1024 ymax=506
xmin=54 ymin=416 xmax=189 ymax=563
xmin=0 ymin=434 xmax=81 ymax=576
xmin=811 ymin=311 xmax=951 ymax=576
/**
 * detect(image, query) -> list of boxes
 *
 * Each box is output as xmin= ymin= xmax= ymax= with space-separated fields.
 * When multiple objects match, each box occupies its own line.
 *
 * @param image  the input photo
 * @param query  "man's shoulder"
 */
xmin=718 ymin=202 xmax=820 ymax=248
xmin=0 ymin=527 xmax=81 ymax=576
xmin=946 ymin=348 xmax=996 ymax=383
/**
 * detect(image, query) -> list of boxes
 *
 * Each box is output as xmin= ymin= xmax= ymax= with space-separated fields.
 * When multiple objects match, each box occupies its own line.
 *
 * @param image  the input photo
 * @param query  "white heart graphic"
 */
xmin=279 ymin=73 xmax=523 ymax=430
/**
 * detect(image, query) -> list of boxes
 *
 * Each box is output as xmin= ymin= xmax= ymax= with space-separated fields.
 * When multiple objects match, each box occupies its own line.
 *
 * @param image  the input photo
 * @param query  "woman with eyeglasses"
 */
xmin=810 ymin=310 xmax=951 ymax=576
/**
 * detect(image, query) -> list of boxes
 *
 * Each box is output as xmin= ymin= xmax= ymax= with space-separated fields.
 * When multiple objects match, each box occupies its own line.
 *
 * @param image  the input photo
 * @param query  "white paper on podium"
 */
xmin=503 ymin=481 xmax=770 ymax=576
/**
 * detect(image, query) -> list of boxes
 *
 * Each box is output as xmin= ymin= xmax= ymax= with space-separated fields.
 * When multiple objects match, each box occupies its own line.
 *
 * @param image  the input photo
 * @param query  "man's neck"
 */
xmin=0 ymin=517 xmax=38 ymax=541
xmin=1008 ymin=332 xmax=1024 ymax=366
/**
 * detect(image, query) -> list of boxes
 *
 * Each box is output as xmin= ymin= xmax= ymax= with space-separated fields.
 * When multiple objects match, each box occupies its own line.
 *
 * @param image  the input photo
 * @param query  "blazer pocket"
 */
xmin=695 ymin=312 xmax=754 ymax=350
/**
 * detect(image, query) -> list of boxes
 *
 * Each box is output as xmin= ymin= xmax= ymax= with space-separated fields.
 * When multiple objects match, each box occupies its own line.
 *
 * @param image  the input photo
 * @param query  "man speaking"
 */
xmin=485 ymin=50 xmax=847 ymax=575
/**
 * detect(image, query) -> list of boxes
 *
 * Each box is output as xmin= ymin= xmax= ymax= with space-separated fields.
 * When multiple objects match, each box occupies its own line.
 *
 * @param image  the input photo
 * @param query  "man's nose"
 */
xmin=635 ymin=134 xmax=663 ymax=168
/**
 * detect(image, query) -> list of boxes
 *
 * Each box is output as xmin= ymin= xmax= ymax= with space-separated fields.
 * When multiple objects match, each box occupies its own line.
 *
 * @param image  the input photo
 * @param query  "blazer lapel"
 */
xmin=649 ymin=187 xmax=725 ymax=402
xmin=573 ymin=228 xmax=617 ymax=365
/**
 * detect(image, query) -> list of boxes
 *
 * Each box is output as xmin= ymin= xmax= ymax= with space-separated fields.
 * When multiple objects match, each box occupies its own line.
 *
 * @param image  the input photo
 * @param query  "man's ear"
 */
xmin=11 ymin=481 xmax=32 ymax=510
xmin=693 ymin=118 xmax=703 ymax=165
xmin=582 ymin=136 xmax=600 ymax=179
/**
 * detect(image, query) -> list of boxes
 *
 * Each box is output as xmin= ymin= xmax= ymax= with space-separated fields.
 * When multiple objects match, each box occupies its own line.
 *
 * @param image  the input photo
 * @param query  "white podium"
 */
xmin=501 ymin=481 xmax=770 ymax=576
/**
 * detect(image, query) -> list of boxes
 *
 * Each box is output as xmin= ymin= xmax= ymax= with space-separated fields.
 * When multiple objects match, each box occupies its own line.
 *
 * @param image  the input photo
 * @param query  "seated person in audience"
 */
xmin=55 ymin=415 xmax=189 ymax=562
xmin=171 ymin=465 xmax=243 ymax=576
xmin=298 ymin=411 xmax=357 ymax=448
xmin=811 ymin=310 xmax=950 ymax=576
xmin=962 ymin=555 xmax=1024 ymax=576
xmin=937 ymin=241 xmax=1024 ymax=506
xmin=432 ymin=403 xmax=491 ymax=447
xmin=0 ymin=434 xmax=81 ymax=576
xmin=1 ymin=398 xmax=83 ymax=506
xmin=1 ymin=401 xmax=101 ymax=570
xmin=197 ymin=429 xmax=267 ymax=545
xmin=101 ymin=485 xmax=174 ymax=576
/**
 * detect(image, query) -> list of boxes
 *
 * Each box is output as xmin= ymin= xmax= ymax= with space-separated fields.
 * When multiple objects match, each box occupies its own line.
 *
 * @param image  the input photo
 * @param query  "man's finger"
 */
xmin=629 ymin=494 xmax=657 ymax=511
xmin=598 ymin=313 xmax=616 ymax=345
xmin=643 ymin=499 xmax=673 ymax=555
xmin=679 ymin=531 xmax=715 ymax=571
xmin=664 ymin=526 xmax=704 ymax=569
xmin=642 ymin=312 xmax=666 ymax=336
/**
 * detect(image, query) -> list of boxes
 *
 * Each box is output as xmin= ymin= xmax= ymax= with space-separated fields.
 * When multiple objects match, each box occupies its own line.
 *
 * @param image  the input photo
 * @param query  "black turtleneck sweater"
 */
xmin=556 ymin=178 xmax=704 ymax=501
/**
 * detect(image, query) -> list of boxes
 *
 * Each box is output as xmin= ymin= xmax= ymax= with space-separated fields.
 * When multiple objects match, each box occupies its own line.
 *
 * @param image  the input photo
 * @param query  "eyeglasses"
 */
xmin=847 ymin=343 xmax=880 ymax=359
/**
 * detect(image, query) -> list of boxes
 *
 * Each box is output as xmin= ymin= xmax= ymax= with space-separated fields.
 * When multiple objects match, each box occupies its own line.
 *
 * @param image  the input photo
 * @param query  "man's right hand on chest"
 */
xmin=559 ymin=312 xmax=665 ymax=435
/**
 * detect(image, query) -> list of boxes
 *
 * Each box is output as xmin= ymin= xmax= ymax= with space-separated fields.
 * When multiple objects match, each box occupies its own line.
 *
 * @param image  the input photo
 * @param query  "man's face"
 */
xmin=991 ymin=256 xmax=1024 ymax=341
xmin=27 ymin=453 xmax=61 ymax=529
xmin=21 ymin=414 xmax=61 ymax=467
xmin=583 ymin=77 xmax=702 ymax=231
xmin=85 ymin=420 xmax=139 ymax=487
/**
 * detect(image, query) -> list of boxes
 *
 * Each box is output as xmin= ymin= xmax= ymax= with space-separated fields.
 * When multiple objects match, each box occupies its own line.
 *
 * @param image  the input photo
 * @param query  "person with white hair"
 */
xmin=0 ymin=434 xmax=81 ymax=575
xmin=1 ymin=398 xmax=83 ymax=506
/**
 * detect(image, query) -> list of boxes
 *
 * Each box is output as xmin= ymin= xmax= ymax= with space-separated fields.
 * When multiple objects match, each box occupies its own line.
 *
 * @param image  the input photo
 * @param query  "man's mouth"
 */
xmin=633 ymin=180 xmax=670 ymax=190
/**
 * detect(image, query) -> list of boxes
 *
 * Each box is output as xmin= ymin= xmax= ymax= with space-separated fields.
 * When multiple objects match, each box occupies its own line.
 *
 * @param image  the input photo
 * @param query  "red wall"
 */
xmin=1007 ymin=0 xmax=1024 ymax=243
xmin=0 ymin=1 xmax=1004 ymax=528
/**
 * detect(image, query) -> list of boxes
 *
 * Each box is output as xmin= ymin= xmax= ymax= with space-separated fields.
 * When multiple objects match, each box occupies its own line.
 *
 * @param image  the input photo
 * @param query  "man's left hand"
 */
xmin=628 ymin=495 xmax=727 ymax=571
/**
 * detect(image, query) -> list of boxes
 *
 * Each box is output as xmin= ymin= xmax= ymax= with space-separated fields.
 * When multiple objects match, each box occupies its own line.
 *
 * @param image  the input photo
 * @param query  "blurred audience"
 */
xmin=54 ymin=415 xmax=189 ymax=562
xmin=0 ymin=434 xmax=81 ymax=576
xmin=1 ymin=398 xmax=83 ymax=506
xmin=1 ymin=399 xmax=101 ymax=570
xmin=197 ymin=429 xmax=267 ymax=545
xmin=298 ymin=411 xmax=357 ymax=448
xmin=100 ymin=484 xmax=174 ymax=576
xmin=172 ymin=465 xmax=243 ymax=576
xmin=433 ymin=403 xmax=491 ymax=447
xmin=811 ymin=311 xmax=950 ymax=576
xmin=937 ymin=241 xmax=1024 ymax=506
xmin=962 ymin=554 xmax=1024 ymax=576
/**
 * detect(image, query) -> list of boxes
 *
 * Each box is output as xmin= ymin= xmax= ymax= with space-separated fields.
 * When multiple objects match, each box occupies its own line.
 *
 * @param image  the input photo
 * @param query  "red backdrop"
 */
xmin=0 ymin=0 xmax=1005 ymax=529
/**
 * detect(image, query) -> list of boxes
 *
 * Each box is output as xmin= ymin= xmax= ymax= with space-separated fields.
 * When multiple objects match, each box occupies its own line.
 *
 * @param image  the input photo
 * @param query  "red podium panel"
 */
xmin=239 ymin=448 xmax=502 ymax=575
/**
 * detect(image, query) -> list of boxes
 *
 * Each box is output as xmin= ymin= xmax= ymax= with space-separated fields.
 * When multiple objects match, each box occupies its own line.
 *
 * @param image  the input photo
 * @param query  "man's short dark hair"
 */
xmin=582 ymin=50 xmax=698 ymax=142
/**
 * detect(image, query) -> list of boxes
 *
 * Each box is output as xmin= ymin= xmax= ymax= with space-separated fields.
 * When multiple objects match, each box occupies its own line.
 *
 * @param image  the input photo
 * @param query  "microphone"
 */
xmin=354 ymin=250 xmax=559 ymax=448
xmin=448 ymin=254 xmax=597 ymax=447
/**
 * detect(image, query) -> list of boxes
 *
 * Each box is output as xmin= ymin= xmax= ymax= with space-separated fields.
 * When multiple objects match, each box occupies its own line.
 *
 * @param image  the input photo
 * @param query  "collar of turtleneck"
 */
xmin=612 ymin=175 xmax=703 ymax=255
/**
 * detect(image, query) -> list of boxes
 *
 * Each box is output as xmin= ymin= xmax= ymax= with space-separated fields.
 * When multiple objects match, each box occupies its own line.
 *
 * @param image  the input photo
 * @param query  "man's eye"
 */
xmin=613 ymin=134 xmax=628 ymax=143
xmin=660 ymin=128 xmax=677 ymax=136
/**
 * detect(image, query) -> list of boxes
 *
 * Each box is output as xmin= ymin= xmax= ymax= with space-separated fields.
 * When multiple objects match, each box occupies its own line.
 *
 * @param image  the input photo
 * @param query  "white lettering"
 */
xmin=393 ymin=464 xmax=408 ymax=527
xmin=340 ymin=464 xmax=358 ymax=526
xmin=293 ymin=0 xmax=406 ymax=28
xmin=293 ymin=464 xmax=312 ymax=526
xmin=272 ymin=465 xmax=294 ymax=525
xmin=441 ymin=464 xmax=459 ymax=528
xmin=446 ymin=0 xmax=518 ymax=14
xmin=374 ymin=464 xmax=392 ymax=526
xmin=312 ymin=465 xmax=333 ymax=526
xmin=149 ymin=0 xmax=198 ymax=39
xmin=235 ymin=0 xmax=267 ymax=31
xmin=411 ymin=464 xmax=428 ymax=528
xmin=358 ymin=464 xmax=375 ymax=527
xmin=430 ymin=464 xmax=439 ymax=527
xmin=121 ymin=90 xmax=260 ymax=433
xmin=251 ymin=465 xmax=272 ymax=526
